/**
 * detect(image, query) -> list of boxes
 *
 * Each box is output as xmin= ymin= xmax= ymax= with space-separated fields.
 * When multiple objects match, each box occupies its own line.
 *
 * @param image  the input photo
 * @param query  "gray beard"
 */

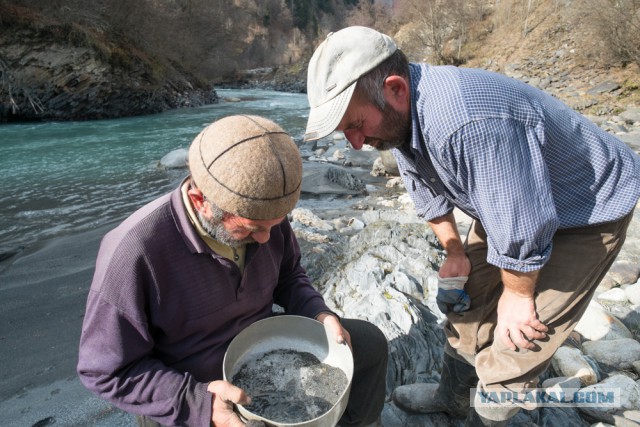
xmin=196 ymin=210 xmax=254 ymax=247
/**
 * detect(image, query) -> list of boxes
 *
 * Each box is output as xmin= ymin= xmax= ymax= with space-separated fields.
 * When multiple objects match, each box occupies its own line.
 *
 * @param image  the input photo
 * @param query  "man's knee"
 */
xmin=342 ymin=318 xmax=388 ymax=366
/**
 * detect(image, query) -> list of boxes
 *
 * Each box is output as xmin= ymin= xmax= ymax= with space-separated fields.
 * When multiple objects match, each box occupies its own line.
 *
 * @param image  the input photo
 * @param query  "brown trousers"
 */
xmin=444 ymin=212 xmax=633 ymax=420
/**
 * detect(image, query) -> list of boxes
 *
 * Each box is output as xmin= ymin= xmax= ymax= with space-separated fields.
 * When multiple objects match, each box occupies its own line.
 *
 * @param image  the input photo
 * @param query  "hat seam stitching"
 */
xmin=197 ymin=127 xmax=299 ymax=202
xmin=202 ymin=131 xmax=289 ymax=170
xmin=238 ymin=115 xmax=290 ymax=198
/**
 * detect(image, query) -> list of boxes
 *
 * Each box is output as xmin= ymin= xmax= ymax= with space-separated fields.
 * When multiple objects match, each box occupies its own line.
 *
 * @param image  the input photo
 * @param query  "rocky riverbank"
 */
xmin=1 ymin=118 xmax=638 ymax=426
xmin=214 ymin=65 xmax=308 ymax=94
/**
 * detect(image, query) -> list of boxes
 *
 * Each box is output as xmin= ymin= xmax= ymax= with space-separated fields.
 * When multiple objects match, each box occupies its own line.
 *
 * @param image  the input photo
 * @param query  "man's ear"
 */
xmin=383 ymin=75 xmax=410 ymax=112
xmin=187 ymin=186 xmax=206 ymax=212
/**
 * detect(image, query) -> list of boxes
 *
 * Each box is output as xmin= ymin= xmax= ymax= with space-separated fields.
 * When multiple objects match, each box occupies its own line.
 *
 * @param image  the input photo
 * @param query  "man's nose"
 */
xmin=343 ymin=129 xmax=364 ymax=150
xmin=252 ymin=230 xmax=271 ymax=244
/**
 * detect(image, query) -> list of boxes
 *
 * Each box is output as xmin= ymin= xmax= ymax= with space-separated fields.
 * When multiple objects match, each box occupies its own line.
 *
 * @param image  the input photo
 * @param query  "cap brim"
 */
xmin=304 ymin=82 xmax=356 ymax=141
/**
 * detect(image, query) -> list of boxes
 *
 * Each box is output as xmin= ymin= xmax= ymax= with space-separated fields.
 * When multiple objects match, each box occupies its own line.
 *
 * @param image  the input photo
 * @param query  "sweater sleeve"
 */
xmin=77 ymin=232 xmax=212 ymax=427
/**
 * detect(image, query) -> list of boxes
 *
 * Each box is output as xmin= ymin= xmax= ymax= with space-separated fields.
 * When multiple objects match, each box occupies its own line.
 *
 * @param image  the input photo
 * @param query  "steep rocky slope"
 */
xmin=254 ymin=0 xmax=639 ymax=119
xmin=2 ymin=0 xmax=638 ymax=123
xmin=459 ymin=0 xmax=640 ymax=116
xmin=0 ymin=4 xmax=218 ymax=122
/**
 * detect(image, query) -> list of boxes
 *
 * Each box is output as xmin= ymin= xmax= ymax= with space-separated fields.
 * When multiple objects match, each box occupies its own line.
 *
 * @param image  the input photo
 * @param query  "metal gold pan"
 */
xmin=223 ymin=315 xmax=354 ymax=427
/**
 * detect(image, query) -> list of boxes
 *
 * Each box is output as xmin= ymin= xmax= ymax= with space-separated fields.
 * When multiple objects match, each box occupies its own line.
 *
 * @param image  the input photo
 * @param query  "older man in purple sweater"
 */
xmin=77 ymin=115 xmax=387 ymax=427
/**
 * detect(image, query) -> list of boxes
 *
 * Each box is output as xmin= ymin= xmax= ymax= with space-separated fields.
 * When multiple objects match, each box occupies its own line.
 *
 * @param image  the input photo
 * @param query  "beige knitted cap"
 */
xmin=188 ymin=115 xmax=302 ymax=220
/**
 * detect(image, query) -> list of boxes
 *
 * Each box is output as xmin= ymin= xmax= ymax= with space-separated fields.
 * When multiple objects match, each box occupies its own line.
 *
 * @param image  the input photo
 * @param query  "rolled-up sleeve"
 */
xmin=447 ymin=118 xmax=558 ymax=271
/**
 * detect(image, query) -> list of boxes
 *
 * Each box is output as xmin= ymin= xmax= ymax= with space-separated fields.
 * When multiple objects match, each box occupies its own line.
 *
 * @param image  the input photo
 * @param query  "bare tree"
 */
xmin=344 ymin=0 xmax=395 ymax=33
xmin=491 ymin=0 xmax=548 ymax=38
xmin=396 ymin=0 xmax=482 ymax=65
xmin=579 ymin=0 xmax=640 ymax=67
xmin=0 ymin=55 xmax=44 ymax=115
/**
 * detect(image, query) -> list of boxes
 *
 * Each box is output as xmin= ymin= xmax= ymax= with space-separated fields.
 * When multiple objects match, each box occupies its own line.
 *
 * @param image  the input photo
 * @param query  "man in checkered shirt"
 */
xmin=305 ymin=26 xmax=640 ymax=425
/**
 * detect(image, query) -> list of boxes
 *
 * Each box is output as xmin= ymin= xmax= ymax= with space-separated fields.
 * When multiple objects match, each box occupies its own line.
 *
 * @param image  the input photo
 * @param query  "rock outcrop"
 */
xmin=0 ymin=4 xmax=218 ymax=122
xmin=284 ymin=150 xmax=640 ymax=425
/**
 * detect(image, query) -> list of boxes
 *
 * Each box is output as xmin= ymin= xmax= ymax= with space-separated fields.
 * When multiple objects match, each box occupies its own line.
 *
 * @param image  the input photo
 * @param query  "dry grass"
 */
xmin=452 ymin=0 xmax=639 ymax=113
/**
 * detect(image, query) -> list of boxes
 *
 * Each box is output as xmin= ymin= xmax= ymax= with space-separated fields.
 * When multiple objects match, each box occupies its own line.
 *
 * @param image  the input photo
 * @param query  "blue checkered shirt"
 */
xmin=394 ymin=63 xmax=640 ymax=272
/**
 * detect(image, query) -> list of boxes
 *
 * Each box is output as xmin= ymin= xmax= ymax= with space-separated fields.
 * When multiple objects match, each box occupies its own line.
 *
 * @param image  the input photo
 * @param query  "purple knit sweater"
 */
xmin=77 ymin=185 xmax=330 ymax=426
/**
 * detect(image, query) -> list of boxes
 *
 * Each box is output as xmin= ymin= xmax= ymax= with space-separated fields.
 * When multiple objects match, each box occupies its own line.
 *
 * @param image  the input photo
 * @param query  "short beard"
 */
xmin=196 ymin=208 xmax=254 ymax=248
xmin=365 ymin=102 xmax=411 ymax=151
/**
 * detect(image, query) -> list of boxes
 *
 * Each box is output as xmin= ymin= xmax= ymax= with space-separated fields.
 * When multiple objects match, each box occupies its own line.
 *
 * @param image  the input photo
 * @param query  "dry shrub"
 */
xmin=577 ymin=0 xmax=640 ymax=67
xmin=394 ymin=0 xmax=486 ymax=65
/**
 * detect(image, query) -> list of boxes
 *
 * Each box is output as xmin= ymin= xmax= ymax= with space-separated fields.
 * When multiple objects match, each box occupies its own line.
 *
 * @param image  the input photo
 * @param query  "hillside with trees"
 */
xmin=0 ymin=0 xmax=638 ymax=122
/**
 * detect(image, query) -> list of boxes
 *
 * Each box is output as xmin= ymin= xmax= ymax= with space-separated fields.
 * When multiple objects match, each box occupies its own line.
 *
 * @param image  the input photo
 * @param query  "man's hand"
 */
xmin=436 ymin=252 xmax=472 ymax=314
xmin=438 ymin=253 xmax=472 ymax=278
xmin=316 ymin=312 xmax=352 ymax=350
xmin=208 ymin=380 xmax=250 ymax=427
xmin=436 ymin=275 xmax=471 ymax=314
xmin=496 ymin=269 xmax=548 ymax=350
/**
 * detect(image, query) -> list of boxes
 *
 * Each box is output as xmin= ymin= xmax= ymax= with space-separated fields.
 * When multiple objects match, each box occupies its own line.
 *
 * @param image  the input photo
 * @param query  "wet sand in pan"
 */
xmin=232 ymin=349 xmax=348 ymax=423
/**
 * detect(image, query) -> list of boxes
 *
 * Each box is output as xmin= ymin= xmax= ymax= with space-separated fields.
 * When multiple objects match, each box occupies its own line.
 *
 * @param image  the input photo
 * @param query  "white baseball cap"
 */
xmin=304 ymin=26 xmax=397 ymax=141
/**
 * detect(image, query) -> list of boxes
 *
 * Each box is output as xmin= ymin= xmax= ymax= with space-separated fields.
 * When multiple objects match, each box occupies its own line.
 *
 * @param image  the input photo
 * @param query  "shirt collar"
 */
xmin=407 ymin=63 xmax=428 ymax=157
xmin=179 ymin=179 xmax=246 ymax=270
xmin=170 ymin=177 xmax=210 ymax=254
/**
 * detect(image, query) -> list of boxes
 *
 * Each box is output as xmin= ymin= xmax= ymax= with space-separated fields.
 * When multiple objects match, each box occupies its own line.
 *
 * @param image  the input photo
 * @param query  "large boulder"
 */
xmin=312 ymin=220 xmax=447 ymax=397
xmin=379 ymin=150 xmax=400 ymax=176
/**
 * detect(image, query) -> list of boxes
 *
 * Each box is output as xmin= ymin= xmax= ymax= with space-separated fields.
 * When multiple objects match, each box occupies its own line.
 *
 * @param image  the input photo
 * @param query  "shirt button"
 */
xmin=430 ymin=178 xmax=436 ymax=183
